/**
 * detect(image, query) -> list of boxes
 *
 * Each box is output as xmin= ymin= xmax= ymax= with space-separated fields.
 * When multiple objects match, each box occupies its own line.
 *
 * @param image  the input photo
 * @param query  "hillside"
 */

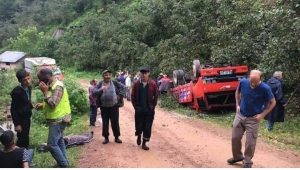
xmin=1 ymin=0 xmax=300 ymax=97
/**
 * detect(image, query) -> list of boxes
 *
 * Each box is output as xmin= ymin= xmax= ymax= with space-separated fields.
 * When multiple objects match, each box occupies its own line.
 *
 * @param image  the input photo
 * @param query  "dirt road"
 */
xmin=78 ymin=79 xmax=300 ymax=168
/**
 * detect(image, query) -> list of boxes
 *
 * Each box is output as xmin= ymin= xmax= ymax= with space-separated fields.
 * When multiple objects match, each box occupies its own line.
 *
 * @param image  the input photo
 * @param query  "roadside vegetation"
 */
xmin=0 ymin=70 xmax=90 ymax=168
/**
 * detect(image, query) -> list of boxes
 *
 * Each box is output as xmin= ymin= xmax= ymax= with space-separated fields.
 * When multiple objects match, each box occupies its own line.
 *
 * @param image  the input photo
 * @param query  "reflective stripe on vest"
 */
xmin=43 ymin=80 xmax=71 ymax=119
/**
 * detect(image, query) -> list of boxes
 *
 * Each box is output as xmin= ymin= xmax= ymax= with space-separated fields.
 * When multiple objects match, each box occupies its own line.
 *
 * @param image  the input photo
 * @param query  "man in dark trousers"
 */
xmin=227 ymin=70 xmax=276 ymax=168
xmin=10 ymin=69 xmax=33 ymax=149
xmin=131 ymin=67 xmax=158 ymax=150
xmin=264 ymin=71 xmax=286 ymax=131
xmin=92 ymin=70 xmax=126 ymax=144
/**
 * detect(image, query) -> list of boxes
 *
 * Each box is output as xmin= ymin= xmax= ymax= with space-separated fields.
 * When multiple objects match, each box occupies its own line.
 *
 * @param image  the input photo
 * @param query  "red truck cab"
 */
xmin=170 ymin=60 xmax=248 ymax=112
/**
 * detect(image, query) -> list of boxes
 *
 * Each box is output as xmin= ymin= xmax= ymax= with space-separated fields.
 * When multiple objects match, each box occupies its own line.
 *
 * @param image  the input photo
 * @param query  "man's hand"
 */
xmin=283 ymin=104 xmax=287 ymax=107
xmin=35 ymin=103 xmax=43 ymax=110
xmin=39 ymin=82 xmax=49 ymax=95
xmin=236 ymin=106 xmax=240 ymax=114
xmin=15 ymin=125 xmax=22 ymax=133
xmin=253 ymin=114 xmax=264 ymax=121
xmin=101 ymin=85 xmax=108 ymax=91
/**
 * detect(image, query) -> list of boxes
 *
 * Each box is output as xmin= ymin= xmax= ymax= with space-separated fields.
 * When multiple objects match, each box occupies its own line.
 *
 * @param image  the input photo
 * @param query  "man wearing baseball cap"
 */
xmin=131 ymin=67 xmax=158 ymax=150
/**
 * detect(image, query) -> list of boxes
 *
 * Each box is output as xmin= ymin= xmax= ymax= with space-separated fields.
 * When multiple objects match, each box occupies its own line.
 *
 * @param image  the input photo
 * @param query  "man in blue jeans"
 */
xmin=35 ymin=68 xmax=71 ymax=168
xmin=227 ymin=70 xmax=276 ymax=168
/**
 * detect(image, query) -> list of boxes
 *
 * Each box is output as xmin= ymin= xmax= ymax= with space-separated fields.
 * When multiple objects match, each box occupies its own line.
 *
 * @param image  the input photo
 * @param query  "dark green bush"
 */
xmin=0 ymin=70 xmax=19 ymax=111
xmin=63 ymin=78 xmax=89 ymax=115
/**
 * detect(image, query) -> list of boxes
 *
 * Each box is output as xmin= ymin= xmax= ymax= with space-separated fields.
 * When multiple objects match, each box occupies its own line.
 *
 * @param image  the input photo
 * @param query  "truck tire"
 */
xmin=183 ymin=73 xmax=192 ymax=83
xmin=193 ymin=60 xmax=201 ymax=78
xmin=178 ymin=70 xmax=186 ymax=85
xmin=173 ymin=70 xmax=185 ymax=86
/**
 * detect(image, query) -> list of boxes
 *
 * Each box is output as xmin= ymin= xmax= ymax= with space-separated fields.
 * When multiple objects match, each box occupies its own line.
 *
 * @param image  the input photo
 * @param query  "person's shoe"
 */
xmin=142 ymin=144 xmax=149 ymax=150
xmin=115 ymin=138 xmax=122 ymax=143
xmin=29 ymin=162 xmax=36 ymax=167
xmin=227 ymin=157 xmax=244 ymax=164
xmin=102 ymin=138 xmax=109 ymax=144
xmin=243 ymin=164 xmax=252 ymax=168
xmin=137 ymin=135 xmax=141 ymax=146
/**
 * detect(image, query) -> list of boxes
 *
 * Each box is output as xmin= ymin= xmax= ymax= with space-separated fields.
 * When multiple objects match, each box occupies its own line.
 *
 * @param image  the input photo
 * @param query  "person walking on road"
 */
xmin=125 ymin=74 xmax=132 ymax=101
xmin=10 ymin=69 xmax=33 ymax=150
xmin=89 ymin=78 xmax=99 ymax=126
xmin=131 ymin=67 xmax=158 ymax=150
xmin=227 ymin=70 xmax=276 ymax=168
xmin=264 ymin=71 xmax=286 ymax=131
xmin=92 ymin=70 xmax=126 ymax=144
xmin=35 ymin=68 xmax=71 ymax=168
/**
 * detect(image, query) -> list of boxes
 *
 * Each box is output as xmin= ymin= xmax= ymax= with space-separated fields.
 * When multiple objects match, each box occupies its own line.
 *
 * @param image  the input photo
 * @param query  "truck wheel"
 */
xmin=193 ymin=60 xmax=201 ymax=78
xmin=173 ymin=70 xmax=184 ymax=86
xmin=183 ymin=73 xmax=192 ymax=83
xmin=177 ymin=69 xmax=185 ymax=85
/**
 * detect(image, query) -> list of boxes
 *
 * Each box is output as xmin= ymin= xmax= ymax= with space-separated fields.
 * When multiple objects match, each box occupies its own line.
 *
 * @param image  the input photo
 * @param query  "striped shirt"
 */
xmin=100 ymin=81 xmax=118 ymax=107
xmin=44 ymin=80 xmax=64 ymax=109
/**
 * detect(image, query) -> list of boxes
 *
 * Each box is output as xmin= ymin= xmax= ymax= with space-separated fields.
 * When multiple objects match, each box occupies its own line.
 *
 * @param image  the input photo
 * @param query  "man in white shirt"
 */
xmin=125 ymin=74 xmax=132 ymax=101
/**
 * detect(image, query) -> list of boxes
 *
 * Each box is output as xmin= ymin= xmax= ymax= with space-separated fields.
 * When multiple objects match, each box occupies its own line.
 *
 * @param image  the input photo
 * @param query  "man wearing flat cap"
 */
xmin=92 ymin=69 xmax=126 ymax=144
xmin=131 ymin=67 xmax=158 ymax=150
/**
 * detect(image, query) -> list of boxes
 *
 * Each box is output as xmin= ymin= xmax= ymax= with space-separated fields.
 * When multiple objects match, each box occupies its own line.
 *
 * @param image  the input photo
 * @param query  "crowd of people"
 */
xmin=0 ymin=66 xmax=287 ymax=168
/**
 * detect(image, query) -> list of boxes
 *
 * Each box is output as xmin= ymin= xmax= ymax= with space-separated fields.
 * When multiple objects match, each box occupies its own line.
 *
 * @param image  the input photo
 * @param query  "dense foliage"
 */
xmin=1 ymin=0 xmax=300 ymax=91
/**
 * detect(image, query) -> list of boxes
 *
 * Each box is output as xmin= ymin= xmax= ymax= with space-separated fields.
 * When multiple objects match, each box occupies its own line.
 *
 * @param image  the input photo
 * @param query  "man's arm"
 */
xmin=131 ymin=82 xmax=137 ymax=108
xmin=276 ymin=83 xmax=285 ymax=104
xmin=10 ymin=91 xmax=22 ymax=126
xmin=89 ymin=90 xmax=97 ymax=106
xmin=153 ymin=82 xmax=159 ymax=107
xmin=235 ymin=81 xmax=242 ymax=113
xmin=260 ymin=98 xmax=276 ymax=117
xmin=22 ymin=149 xmax=29 ymax=168
xmin=235 ymin=90 xmax=241 ymax=107
xmin=92 ymin=82 xmax=102 ymax=96
xmin=44 ymin=86 xmax=63 ymax=109
xmin=255 ymin=87 xmax=276 ymax=120
xmin=117 ymin=81 xmax=126 ymax=97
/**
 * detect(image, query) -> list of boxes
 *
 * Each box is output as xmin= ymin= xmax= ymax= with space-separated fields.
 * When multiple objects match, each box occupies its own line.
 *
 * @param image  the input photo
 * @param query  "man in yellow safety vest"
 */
xmin=35 ymin=68 xmax=71 ymax=168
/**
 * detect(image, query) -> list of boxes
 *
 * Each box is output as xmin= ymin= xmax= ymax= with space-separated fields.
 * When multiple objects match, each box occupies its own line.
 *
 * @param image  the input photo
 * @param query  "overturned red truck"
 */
xmin=170 ymin=60 xmax=248 ymax=112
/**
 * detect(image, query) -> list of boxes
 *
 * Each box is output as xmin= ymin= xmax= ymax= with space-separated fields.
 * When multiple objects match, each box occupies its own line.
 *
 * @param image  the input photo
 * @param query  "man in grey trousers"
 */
xmin=227 ymin=70 xmax=276 ymax=168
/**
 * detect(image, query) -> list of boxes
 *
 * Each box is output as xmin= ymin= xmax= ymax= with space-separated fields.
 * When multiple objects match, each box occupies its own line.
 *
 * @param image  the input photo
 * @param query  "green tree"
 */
xmin=10 ymin=26 xmax=56 ymax=57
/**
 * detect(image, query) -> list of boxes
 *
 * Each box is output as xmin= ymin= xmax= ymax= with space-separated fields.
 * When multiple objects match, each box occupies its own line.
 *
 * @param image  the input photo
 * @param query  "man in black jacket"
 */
xmin=10 ymin=69 xmax=33 ymax=149
xmin=264 ymin=71 xmax=286 ymax=131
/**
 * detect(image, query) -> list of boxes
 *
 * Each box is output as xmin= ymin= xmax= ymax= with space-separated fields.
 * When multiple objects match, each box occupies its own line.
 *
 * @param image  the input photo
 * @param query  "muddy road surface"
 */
xmin=77 ymin=99 xmax=300 ymax=168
